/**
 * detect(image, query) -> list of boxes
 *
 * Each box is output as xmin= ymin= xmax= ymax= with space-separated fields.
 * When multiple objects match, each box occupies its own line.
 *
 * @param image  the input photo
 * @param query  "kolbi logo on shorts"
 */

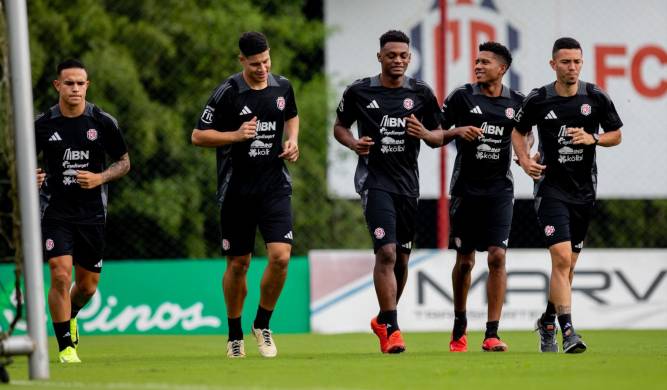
xmin=45 ymin=238 xmax=54 ymax=251
xmin=544 ymin=225 xmax=556 ymax=237
xmin=374 ymin=227 xmax=385 ymax=240
xmin=87 ymin=128 xmax=98 ymax=141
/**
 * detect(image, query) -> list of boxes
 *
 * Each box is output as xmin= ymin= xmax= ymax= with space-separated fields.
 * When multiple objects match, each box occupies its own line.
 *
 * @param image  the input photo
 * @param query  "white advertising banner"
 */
xmin=326 ymin=0 xmax=667 ymax=199
xmin=309 ymin=249 xmax=667 ymax=333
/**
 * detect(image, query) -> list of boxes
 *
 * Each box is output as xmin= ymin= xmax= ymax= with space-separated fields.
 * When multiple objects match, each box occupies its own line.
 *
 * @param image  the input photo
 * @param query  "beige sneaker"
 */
xmin=251 ymin=327 xmax=277 ymax=358
xmin=226 ymin=339 xmax=246 ymax=358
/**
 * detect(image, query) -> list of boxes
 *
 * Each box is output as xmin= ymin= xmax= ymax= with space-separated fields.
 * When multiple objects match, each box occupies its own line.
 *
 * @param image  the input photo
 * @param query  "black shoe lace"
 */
xmin=260 ymin=329 xmax=272 ymax=345
xmin=231 ymin=340 xmax=242 ymax=355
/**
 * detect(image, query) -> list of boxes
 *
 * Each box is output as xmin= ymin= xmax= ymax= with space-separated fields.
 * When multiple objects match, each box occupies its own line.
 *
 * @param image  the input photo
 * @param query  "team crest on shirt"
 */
xmin=276 ymin=97 xmax=286 ymax=111
xmin=544 ymin=225 xmax=556 ymax=237
xmin=505 ymin=107 xmax=515 ymax=119
xmin=86 ymin=128 xmax=98 ymax=141
xmin=374 ymin=227 xmax=385 ymax=239
xmin=403 ymin=98 xmax=414 ymax=110
xmin=580 ymin=104 xmax=591 ymax=116
xmin=45 ymin=238 xmax=54 ymax=251
xmin=222 ymin=239 xmax=230 ymax=251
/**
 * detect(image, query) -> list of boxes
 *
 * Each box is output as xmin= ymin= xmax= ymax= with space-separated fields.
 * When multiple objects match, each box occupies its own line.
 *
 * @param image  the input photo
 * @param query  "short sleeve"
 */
xmin=441 ymin=87 xmax=464 ymax=129
xmin=196 ymin=82 xmax=235 ymax=131
xmin=595 ymin=87 xmax=623 ymax=132
xmin=284 ymin=83 xmax=298 ymax=120
xmin=335 ymin=85 xmax=358 ymax=128
xmin=99 ymin=112 xmax=128 ymax=160
xmin=513 ymin=89 xmax=540 ymax=134
xmin=420 ymin=84 xmax=443 ymax=130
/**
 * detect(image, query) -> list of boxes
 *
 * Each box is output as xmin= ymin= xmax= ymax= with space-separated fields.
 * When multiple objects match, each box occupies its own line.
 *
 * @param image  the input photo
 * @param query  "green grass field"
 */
xmin=5 ymin=330 xmax=667 ymax=389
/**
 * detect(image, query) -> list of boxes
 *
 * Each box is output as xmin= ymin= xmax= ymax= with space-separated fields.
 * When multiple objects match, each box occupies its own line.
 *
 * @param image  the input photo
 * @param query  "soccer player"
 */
xmin=35 ymin=59 xmax=130 ymax=363
xmin=333 ymin=30 xmax=442 ymax=354
xmin=191 ymin=32 xmax=299 ymax=358
xmin=440 ymin=42 xmax=524 ymax=352
xmin=512 ymin=37 xmax=622 ymax=353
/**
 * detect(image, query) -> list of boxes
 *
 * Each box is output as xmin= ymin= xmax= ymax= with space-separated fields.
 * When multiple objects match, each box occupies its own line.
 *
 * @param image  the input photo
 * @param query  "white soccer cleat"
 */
xmin=252 ymin=327 xmax=277 ymax=358
xmin=226 ymin=339 xmax=246 ymax=358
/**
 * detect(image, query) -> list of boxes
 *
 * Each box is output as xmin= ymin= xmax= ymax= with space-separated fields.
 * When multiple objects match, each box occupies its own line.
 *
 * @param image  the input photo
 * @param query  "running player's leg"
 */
xmin=395 ymin=194 xmax=417 ymax=304
xmin=220 ymin=194 xmax=256 ymax=357
xmin=482 ymin=196 xmax=512 ymax=351
xmin=449 ymin=196 xmax=475 ymax=351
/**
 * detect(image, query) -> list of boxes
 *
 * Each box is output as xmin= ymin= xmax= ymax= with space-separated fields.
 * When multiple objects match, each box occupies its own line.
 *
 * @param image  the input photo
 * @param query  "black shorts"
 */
xmin=449 ymin=195 xmax=513 ymax=254
xmin=42 ymin=219 xmax=105 ymax=273
xmin=362 ymin=189 xmax=417 ymax=254
xmin=220 ymin=192 xmax=293 ymax=256
xmin=535 ymin=197 xmax=593 ymax=253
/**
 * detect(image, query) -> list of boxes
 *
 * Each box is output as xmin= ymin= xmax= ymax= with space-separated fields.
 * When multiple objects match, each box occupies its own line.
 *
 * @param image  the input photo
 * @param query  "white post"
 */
xmin=4 ymin=0 xmax=50 ymax=380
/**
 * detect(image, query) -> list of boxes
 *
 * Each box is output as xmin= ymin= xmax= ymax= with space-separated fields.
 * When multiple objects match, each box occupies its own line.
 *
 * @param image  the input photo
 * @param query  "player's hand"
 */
xmin=457 ymin=126 xmax=484 ymax=141
xmin=236 ymin=116 xmax=257 ymax=141
xmin=36 ymin=168 xmax=46 ymax=188
xmin=568 ymin=127 xmax=594 ymax=145
xmin=406 ymin=114 xmax=428 ymax=139
xmin=353 ymin=136 xmax=374 ymax=156
xmin=279 ymin=140 xmax=299 ymax=162
xmin=518 ymin=152 xmax=546 ymax=180
xmin=76 ymin=170 xmax=104 ymax=189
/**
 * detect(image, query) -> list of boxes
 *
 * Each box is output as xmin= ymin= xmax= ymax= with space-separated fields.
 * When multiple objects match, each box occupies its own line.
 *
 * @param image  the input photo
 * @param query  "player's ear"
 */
xmin=377 ymin=52 xmax=381 ymax=62
xmin=549 ymin=59 xmax=556 ymax=71
xmin=52 ymin=79 xmax=60 ymax=92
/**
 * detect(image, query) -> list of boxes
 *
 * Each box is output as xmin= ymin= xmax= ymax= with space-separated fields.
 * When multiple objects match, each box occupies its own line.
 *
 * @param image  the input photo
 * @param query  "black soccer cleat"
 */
xmin=563 ymin=331 xmax=587 ymax=354
xmin=535 ymin=318 xmax=558 ymax=353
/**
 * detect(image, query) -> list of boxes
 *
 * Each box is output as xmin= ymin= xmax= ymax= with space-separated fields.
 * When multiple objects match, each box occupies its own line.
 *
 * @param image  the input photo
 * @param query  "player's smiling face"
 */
xmin=54 ymin=67 xmax=89 ymax=107
xmin=551 ymin=48 xmax=583 ymax=85
xmin=241 ymin=50 xmax=271 ymax=86
xmin=378 ymin=42 xmax=411 ymax=78
xmin=474 ymin=51 xmax=506 ymax=84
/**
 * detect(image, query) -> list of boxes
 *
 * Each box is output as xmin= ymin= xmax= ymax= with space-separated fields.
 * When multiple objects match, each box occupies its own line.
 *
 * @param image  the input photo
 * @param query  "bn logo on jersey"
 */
xmin=87 ymin=128 xmax=98 ymax=141
xmin=276 ymin=97 xmax=286 ymax=111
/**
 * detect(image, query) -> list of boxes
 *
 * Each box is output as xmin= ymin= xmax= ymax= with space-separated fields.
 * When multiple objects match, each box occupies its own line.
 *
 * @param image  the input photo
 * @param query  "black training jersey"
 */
xmin=336 ymin=75 xmax=442 ymax=197
xmin=35 ymin=103 xmax=128 ymax=224
xmin=442 ymin=83 xmax=524 ymax=197
xmin=514 ymin=81 xmax=623 ymax=203
xmin=196 ymin=72 xmax=298 ymax=203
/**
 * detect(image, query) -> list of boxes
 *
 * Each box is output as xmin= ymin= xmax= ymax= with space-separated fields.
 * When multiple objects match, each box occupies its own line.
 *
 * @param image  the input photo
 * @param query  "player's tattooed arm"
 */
xmin=77 ymin=153 xmax=130 ymax=189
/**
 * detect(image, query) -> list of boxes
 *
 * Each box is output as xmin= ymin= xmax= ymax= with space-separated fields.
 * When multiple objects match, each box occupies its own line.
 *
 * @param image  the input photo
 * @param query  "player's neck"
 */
xmin=59 ymin=100 xmax=86 ymax=118
xmin=554 ymin=80 xmax=579 ymax=97
xmin=379 ymin=73 xmax=404 ymax=88
xmin=242 ymin=72 xmax=268 ymax=90
xmin=478 ymin=81 xmax=503 ymax=97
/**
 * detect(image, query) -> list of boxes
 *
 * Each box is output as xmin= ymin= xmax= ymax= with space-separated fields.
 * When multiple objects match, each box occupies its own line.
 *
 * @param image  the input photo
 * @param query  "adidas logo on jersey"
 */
xmin=366 ymin=100 xmax=380 ymax=109
xmin=49 ymin=132 xmax=62 ymax=142
xmin=284 ymin=231 xmax=293 ymax=240
xmin=94 ymin=260 xmax=103 ymax=268
xmin=545 ymin=110 xmax=558 ymax=119
xmin=470 ymin=106 xmax=483 ymax=114
xmin=239 ymin=106 xmax=252 ymax=115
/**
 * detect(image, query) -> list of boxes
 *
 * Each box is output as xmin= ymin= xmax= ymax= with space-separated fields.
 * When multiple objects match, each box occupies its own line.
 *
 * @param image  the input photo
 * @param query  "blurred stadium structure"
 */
xmin=0 ymin=0 xmax=666 ymax=264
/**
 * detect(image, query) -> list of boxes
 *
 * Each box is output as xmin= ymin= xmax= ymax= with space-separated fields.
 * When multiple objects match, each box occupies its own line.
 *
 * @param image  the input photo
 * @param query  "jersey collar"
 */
xmin=234 ymin=72 xmax=280 ymax=93
xmin=49 ymin=102 xmax=94 ymax=118
xmin=370 ymin=74 xmax=415 ymax=90
xmin=472 ymin=83 xmax=512 ymax=98
xmin=545 ymin=80 xmax=588 ymax=98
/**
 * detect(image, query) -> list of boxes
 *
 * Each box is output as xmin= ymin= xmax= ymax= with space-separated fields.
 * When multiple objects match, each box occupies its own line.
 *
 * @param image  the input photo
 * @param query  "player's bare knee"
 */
xmin=456 ymin=254 xmax=475 ymax=274
xmin=227 ymin=256 xmax=251 ymax=276
xmin=50 ymin=270 xmax=71 ymax=292
xmin=268 ymin=254 xmax=289 ymax=272
xmin=376 ymin=245 xmax=397 ymax=266
xmin=487 ymin=248 xmax=506 ymax=271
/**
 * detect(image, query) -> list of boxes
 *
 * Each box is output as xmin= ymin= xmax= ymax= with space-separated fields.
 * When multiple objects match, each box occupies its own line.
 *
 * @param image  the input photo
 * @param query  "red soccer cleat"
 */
xmin=370 ymin=317 xmax=389 ymax=353
xmin=385 ymin=330 xmax=406 ymax=354
xmin=449 ymin=334 xmax=468 ymax=352
xmin=482 ymin=337 xmax=508 ymax=352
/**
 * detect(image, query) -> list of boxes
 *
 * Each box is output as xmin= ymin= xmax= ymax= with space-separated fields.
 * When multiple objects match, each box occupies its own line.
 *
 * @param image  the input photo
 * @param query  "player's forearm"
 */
xmin=511 ymin=129 xmax=531 ymax=163
xmin=101 ymin=153 xmax=130 ymax=184
xmin=284 ymin=116 xmax=299 ymax=143
xmin=191 ymin=129 xmax=238 ymax=147
xmin=441 ymin=128 xmax=458 ymax=145
xmin=599 ymin=129 xmax=622 ymax=147
xmin=424 ymin=129 xmax=444 ymax=148
xmin=333 ymin=124 xmax=357 ymax=150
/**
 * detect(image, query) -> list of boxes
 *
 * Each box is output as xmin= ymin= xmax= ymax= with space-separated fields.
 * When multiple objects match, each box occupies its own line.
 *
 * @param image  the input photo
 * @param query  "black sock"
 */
xmin=558 ymin=314 xmax=574 ymax=336
xmin=485 ymin=321 xmax=499 ymax=339
xmin=71 ymin=302 xmax=84 ymax=319
xmin=378 ymin=310 xmax=399 ymax=336
xmin=541 ymin=301 xmax=557 ymax=323
xmin=253 ymin=306 xmax=273 ymax=330
xmin=53 ymin=321 xmax=74 ymax=351
xmin=453 ymin=311 xmax=467 ymax=340
xmin=227 ymin=317 xmax=243 ymax=341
